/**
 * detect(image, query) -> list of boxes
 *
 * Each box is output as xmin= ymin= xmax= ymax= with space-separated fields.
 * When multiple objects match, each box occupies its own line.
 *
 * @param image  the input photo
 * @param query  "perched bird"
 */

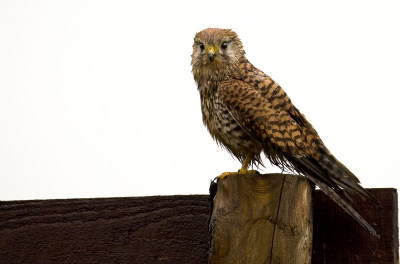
xmin=191 ymin=28 xmax=379 ymax=237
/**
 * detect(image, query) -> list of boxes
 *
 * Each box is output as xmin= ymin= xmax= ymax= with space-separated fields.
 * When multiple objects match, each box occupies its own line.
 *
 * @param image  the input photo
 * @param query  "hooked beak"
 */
xmin=206 ymin=46 xmax=217 ymax=61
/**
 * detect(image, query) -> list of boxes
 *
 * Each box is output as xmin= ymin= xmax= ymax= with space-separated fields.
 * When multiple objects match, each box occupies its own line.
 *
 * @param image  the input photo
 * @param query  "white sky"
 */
xmin=1 ymin=1 xmax=399 ymax=201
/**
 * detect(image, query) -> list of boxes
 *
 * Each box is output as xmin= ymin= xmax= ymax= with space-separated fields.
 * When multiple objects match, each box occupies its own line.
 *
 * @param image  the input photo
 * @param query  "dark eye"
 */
xmin=199 ymin=43 xmax=205 ymax=50
xmin=221 ymin=42 xmax=228 ymax=49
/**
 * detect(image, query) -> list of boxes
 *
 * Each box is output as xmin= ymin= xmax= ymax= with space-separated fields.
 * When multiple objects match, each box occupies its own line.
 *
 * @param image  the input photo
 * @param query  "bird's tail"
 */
xmin=311 ymin=175 xmax=380 ymax=238
xmin=290 ymin=154 xmax=380 ymax=238
xmin=317 ymin=147 xmax=380 ymax=204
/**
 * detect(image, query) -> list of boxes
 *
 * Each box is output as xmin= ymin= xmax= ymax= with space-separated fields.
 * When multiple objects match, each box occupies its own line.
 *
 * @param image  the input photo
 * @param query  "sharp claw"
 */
xmin=219 ymin=169 xmax=259 ymax=178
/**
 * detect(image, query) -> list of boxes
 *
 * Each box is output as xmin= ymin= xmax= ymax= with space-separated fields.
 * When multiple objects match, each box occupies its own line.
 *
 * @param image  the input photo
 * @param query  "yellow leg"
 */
xmin=238 ymin=155 xmax=252 ymax=174
xmin=219 ymin=155 xmax=259 ymax=179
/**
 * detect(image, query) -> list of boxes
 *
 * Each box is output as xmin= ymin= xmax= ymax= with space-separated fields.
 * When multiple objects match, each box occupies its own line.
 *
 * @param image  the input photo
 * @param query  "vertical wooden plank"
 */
xmin=209 ymin=173 xmax=313 ymax=264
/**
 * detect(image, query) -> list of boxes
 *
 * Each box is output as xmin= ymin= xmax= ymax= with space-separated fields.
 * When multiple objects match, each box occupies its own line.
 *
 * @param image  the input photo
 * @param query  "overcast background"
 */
xmin=1 ymin=1 xmax=399 ymax=201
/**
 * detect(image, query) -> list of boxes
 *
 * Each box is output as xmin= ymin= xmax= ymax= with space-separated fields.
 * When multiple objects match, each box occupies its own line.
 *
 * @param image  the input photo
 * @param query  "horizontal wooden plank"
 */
xmin=0 ymin=195 xmax=210 ymax=264
xmin=0 ymin=188 xmax=398 ymax=264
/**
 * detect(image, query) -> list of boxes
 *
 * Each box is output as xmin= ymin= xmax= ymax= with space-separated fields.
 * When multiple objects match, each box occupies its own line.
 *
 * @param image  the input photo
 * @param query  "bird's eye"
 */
xmin=221 ymin=42 xmax=228 ymax=49
xmin=199 ymin=43 xmax=205 ymax=50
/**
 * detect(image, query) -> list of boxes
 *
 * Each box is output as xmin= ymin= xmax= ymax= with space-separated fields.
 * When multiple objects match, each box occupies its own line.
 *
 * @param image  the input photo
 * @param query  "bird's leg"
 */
xmin=238 ymin=154 xmax=252 ymax=174
xmin=219 ymin=155 xmax=259 ymax=179
xmin=238 ymin=154 xmax=258 ymax=174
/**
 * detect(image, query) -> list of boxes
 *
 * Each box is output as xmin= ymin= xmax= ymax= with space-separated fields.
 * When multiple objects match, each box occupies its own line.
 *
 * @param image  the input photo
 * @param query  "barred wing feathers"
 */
xmin=218 ymin=78 xmax=379 ymax=237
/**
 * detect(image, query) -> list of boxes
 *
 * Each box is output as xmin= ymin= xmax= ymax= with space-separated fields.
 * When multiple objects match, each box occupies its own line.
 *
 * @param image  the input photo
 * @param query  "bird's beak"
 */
xmin=206 ymin=46 xmax=217 ymax=61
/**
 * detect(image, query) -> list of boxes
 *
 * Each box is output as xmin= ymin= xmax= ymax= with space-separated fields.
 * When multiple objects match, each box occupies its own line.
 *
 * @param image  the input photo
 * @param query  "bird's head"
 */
xmin=191 ymin=28 xmax=245 ymax=71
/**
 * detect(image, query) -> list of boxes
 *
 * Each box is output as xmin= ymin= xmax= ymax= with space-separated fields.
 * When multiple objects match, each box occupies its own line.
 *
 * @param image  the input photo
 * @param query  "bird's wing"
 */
xmin=218 ymin=78 xmax=380 ymax=237
xmin=219 ymin=79 xmax=311 ymax=161
xmin=218 ymin=78 xmax=373 ymax=198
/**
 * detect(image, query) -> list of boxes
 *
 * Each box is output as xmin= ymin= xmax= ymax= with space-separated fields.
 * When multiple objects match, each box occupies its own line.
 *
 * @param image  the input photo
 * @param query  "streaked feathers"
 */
xmin=191 ymin=28 xmax=379 ymax=237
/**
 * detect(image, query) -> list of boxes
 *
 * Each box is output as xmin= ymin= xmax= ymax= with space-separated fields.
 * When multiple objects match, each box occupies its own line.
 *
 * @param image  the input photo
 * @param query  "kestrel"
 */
xmin=191 ymin=28 xmax=379 ymax=237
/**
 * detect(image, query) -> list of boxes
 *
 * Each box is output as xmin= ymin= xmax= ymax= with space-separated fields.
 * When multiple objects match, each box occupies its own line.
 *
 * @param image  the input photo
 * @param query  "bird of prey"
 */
xmin=191 ymin=28 xmax=379 ymax=237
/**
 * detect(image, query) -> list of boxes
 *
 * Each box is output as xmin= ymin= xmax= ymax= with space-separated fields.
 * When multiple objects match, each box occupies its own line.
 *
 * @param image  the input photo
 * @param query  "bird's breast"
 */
xmin=200 ymin=90 xmax=262 ymax=157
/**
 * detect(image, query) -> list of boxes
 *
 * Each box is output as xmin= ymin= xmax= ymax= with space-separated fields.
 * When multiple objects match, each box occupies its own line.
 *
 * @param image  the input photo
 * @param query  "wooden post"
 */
xmin=209 ymin=173 xmax=313 ymax=264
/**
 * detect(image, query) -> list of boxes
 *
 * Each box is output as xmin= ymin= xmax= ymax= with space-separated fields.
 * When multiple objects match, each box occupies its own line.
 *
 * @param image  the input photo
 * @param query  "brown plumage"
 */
xmin=191 ymin=28 xmax=379 ymax=237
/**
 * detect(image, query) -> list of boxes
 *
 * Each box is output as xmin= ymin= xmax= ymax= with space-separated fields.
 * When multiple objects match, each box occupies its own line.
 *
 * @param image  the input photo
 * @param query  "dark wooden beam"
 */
xmin=0 ymin=188 xmax=398 ymax=263
xmin=0 ymin=195 xmax=210 ymax=263
xmin=312 ymin=188 xmax=398 ymax=264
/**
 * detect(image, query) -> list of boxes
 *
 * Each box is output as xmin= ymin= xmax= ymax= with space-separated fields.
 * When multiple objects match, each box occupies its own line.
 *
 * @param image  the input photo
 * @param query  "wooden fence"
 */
xmin=0 ymin=187 xmax=398 ymax=263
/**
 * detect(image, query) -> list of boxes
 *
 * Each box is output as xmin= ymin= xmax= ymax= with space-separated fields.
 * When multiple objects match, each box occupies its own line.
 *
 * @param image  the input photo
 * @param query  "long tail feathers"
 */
xmin=319 ymin=154 xmax=380 ymax=205
xmin=311 ymin=176 xmax=380 ymax=238
xmin=286 ymin=154 xmax=380 ymax=238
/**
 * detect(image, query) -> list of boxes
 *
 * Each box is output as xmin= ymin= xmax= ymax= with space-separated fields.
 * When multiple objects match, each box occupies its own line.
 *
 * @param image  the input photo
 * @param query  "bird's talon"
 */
xmin=238 ymin=169 xmax=259 ymax=174
xmin=218 ymin=169 xmax=259 ymax=180
xmin=219 ymin=171 xmax=236 ymax=179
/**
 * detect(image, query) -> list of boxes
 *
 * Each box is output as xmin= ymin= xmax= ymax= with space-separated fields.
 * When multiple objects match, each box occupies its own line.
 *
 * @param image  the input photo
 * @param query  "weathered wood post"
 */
xmin=209 ymin=173 xmax=313 ymax=264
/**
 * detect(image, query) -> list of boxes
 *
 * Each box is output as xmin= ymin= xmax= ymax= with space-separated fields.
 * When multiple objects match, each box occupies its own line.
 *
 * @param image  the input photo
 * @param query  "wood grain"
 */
xmin=0 ymin=195 xmax=209 ymax=264
xmin=209 ymin=173 xmax=313 ymax=264
xmin=312 ymin=188 xmax=398 ymax=264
